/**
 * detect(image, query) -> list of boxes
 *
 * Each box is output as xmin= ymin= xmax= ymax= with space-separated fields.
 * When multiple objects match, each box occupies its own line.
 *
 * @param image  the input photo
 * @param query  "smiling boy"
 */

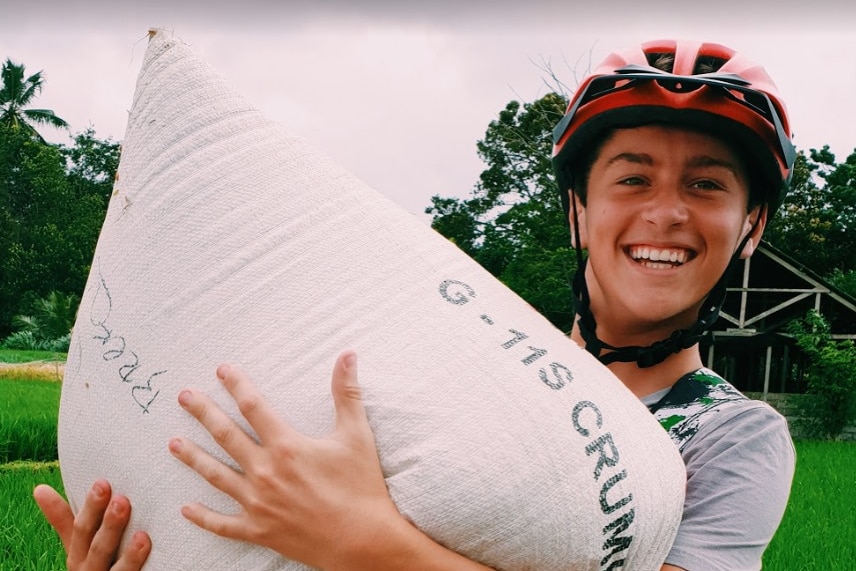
xmin=550 ymin=40 xmax=797 ymax=570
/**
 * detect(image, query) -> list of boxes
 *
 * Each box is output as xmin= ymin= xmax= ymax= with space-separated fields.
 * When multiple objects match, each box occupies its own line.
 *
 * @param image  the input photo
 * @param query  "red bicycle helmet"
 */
xmin=552 ymin=39 xmax=796 ymax=217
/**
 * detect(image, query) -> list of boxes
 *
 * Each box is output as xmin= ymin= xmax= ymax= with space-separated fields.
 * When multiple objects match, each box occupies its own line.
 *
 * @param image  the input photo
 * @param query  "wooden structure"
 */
xmin=702 ymin=241 xmax=856 ymax=398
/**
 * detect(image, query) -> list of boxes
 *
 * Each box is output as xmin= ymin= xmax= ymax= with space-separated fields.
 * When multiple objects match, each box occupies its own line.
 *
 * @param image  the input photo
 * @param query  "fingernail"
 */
xmin=168 ymin=438 xmax=182 ymax=454
xmin=92 ymin=481 xmax=106 ymax=499
xmin=216 ymin=363 xmax=230 ymax=380
xmin=109 ymin=497 xmax=126 ymax=516
xmin=178 ymin=390 xmax=193 ymax=407
xmin=180 ymin=504 xmax=194 ymax=519
xmin=343 ymin=352 xmax=357 ymax=370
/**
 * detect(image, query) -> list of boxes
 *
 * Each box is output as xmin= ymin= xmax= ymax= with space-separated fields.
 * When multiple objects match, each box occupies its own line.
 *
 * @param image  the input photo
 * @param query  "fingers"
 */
xmin=66 ymin=480 xmax=113 ymax=566
xmin=331 ymin=351 xmax=371 ymax=435
xmin=86 ymin=494 xmax=134 ymax=569
xmin=215 ymin=363 xmax=296 ymax=444
xmin=176 ymin=386 xmax=259 ymax=467
xmin=112 ymin=531 xmax=152 ymax=571
xmin=34 ymin=482 xmax=151 ymax=570
xmin=168 ymin=435 xmax=245 ymax=497
xmin=179 ymin=502 xmax=248 ymax=542
xmin=33 ymin=484 xmax=75 ymax=551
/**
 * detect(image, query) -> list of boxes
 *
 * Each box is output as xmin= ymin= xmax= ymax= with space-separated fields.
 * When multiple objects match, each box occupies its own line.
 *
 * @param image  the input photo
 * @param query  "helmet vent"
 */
xmin=645 ymin=52 xmax=727 ymax=75
xmin=646 ymin=52 xmax=674 ymax=71
xmin=693 ymin=55 xmax=727 ymax=75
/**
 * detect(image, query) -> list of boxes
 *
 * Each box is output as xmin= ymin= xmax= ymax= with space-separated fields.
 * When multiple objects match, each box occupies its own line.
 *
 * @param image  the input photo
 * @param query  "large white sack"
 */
xmin=58 ymin=29 xmax=685 ymax=571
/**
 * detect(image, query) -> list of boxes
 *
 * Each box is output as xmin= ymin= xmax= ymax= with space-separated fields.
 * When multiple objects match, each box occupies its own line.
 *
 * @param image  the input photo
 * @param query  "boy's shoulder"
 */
xmin=649 ymin=368 xmax=780 ymax=452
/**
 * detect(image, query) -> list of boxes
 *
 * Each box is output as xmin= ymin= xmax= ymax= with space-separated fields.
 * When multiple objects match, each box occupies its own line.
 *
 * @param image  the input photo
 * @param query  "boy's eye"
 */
xmin=619 ymin=176 xmax=646 ymax=185
xmin=690 ymin=179 xmax=723 ymax=190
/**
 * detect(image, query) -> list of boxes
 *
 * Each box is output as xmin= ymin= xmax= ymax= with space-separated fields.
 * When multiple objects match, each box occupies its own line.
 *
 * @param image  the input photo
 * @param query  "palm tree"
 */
xmin=0 ymin=58 xmax=68 ymax=141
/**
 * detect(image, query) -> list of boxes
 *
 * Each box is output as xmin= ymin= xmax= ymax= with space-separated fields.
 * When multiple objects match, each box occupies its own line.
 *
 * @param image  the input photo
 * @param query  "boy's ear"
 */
xmin=739 ymin=205 xmax=768 ymax=259
xmin=568 ymin=190 xmax=588 ymax=249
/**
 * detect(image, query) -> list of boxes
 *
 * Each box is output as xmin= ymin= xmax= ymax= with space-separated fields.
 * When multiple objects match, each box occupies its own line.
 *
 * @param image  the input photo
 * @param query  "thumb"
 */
xmin=33 ymin=484 xmax=75 ymax=551
xmin=331 ymin=351 xmax=371 ymax=435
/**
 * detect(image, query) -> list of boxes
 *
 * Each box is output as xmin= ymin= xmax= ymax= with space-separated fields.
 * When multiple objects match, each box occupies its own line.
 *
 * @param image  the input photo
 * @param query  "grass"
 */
xmin=0 ymin=349 xmax=66 ymax=364
xmin=0 ymin=461 xmax=65 ymax=570
xmin=763 ymin=440 xmax=856 ymax=570
xmin=0 ymin=377 xmax=60 ymax=463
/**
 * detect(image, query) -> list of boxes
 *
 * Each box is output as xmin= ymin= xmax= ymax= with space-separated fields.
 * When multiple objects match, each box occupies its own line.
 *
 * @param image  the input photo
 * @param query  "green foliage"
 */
xmin=0 ymin=58 xmax=68 ymax=141
xmin=427 ymin=93 xmax=578 ymax=331
xmin=1 ymin=331 xmax=70 ymax=352
xmin=762 ymin=441 xmax=856 ymax=569
xmin=61 ymin=126 xmax=121 ymax=202
xmin=3 ymin=291 xmax=78 ymax=351
xmin=765 ymin=147 xmax=856 ymax=278
xmin=0 ymin=61 xmax=118 ymax=338
xmin=0 ymin=348 xmax=65 ymax=364
xmin=0 ymin=122 xmax=117 ymax=337
xmin=827 ymin=268 xmax=856 ymax=300
xmin=787 ymin=310 xmax=856 ymax=439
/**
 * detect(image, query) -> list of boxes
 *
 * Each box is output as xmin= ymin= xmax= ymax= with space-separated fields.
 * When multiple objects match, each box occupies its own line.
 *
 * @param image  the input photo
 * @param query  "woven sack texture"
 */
xmin=58 ymin=29 xmax=685 ymax=570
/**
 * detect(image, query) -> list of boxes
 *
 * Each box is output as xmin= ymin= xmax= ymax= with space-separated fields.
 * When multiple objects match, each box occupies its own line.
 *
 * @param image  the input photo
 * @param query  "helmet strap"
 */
xmin=569 ymin=203 xmax=765 ymax=368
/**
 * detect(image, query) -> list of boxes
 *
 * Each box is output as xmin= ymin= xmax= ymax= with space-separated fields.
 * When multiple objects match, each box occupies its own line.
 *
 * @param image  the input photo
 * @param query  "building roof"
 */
xmin=715 ymin=241 xmax=856 ymax=339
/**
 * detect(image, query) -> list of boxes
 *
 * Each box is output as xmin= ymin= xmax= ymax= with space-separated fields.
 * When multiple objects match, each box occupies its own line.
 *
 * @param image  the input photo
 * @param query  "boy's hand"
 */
xmin=33 ymin=480 xmax=151 ymax=570
xmin=169 ymin=351 xmax=402 ymax=569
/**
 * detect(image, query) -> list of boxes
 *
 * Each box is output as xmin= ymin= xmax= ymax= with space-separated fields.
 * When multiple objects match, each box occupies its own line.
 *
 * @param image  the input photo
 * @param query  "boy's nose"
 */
xmin=642 ymin=189 xmax=690 ymax=228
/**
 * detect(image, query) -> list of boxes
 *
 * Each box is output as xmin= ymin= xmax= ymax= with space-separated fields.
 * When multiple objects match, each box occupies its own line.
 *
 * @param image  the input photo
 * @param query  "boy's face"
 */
xmin=572 ymin=125 xmax=764 ymax=340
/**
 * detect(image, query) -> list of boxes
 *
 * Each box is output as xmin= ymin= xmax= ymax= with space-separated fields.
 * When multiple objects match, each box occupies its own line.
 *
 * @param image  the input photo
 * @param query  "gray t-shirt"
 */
xmin=641 ymin=368 xmax=796 ymax=571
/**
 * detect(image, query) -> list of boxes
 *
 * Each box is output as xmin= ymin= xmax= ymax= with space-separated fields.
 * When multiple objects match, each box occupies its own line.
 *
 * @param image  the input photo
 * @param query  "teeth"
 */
xmin=630 ymin=247 xmax=688 ymax=265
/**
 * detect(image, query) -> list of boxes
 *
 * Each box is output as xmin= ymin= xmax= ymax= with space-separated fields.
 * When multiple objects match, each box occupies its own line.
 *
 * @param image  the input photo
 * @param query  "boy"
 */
xmin=36 ymin=39 xmax=795 ymax=571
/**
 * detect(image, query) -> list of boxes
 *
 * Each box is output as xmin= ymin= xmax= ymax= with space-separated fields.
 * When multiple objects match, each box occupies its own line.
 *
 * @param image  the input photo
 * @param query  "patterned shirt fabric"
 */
xmin=648 ymin=367 xmax=753 ymax=451
xmin=641 ymin=368 xmax=796 ymax=571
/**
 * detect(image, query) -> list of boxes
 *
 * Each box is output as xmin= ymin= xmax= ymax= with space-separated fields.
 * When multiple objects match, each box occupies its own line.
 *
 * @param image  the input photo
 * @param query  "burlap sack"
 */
xmin=58 ymin=29 xmax=684 ymax=570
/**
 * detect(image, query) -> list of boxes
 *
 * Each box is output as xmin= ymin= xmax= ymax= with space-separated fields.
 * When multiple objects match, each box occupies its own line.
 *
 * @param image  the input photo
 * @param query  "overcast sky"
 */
xmin=2 ymin=1 xmax=854 ymax=220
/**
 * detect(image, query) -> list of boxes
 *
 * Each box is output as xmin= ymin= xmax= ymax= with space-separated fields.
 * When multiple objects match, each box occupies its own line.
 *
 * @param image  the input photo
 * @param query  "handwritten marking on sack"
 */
xmin=89 ymin=272 xmax=164 ymax=413
xmin=439 ymin=279 xmax=635 ymax=571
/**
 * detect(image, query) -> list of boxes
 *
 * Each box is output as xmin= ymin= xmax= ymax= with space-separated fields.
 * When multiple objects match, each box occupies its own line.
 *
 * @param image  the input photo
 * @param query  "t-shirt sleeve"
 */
xmin=663 ymin=402 xmax=795 ymax=571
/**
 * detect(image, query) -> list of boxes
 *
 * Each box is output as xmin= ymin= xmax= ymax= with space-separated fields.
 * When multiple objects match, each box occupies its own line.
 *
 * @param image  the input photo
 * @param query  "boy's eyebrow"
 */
xmin=686 ymin=155 xmax=741 ymax=176
xmin=606 ymin=153 xmax=741 ymax=176
xmin=605 ymin=152 xmax=653 ymax=166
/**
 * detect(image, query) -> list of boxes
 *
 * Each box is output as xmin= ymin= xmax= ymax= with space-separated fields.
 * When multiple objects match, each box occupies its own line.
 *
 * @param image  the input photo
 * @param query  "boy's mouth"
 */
xmin=628 ymin=246 xmax=692 ymax=269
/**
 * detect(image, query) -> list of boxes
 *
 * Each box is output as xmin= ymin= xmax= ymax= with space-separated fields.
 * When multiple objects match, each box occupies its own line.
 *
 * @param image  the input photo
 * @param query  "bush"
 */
xmin=1 ymin=331 xmax=41 ymax=351
xmin=787 ymin=310 xmax=856 ymax=439
xmin=0 ymin=331 xmax=69 ymax=352
xmin=1 ymin=291 xmax=76 ymax=352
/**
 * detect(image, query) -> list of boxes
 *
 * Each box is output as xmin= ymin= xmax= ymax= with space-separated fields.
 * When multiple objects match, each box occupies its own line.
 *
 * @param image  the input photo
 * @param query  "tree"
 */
xmin=787 ymin=310 xmax=856 ymax=439
xmin=62 ymin=126 xmax=121 ymax=200
xmin=765 ymin=146 xmax=856 ymax=279
xmin=0 ymin=125 xmax=117 ymax=337
xmin=427 ymin=93 xmax=577 ymax=332
xmin=0 ymin=58 xmax=68 ymax=141
xmin=827 ymin=268 xmax=856 ymax=300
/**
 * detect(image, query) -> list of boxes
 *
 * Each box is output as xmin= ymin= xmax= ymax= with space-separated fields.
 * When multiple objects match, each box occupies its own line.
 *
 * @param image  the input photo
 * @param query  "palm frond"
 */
xmin=23 ymin=108 xmax=69 ymax=129
xmin=0 ymin=59 xmax=67 ymax=138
